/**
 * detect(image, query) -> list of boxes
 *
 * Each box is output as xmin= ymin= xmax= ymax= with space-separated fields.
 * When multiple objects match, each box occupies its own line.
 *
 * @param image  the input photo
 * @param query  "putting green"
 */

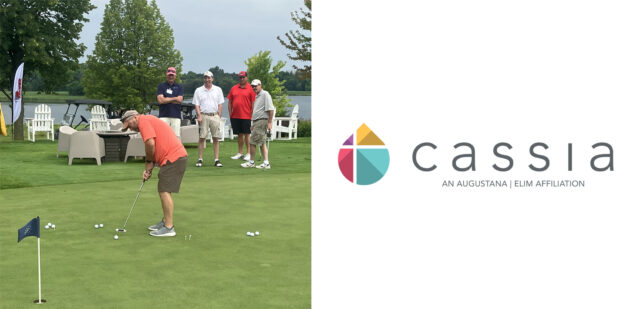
xmin=0 ymin=137 xmax=311 ymax=308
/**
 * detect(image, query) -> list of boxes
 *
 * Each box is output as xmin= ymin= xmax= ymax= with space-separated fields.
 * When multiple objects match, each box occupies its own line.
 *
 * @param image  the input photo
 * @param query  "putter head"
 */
xmin=115 ymin=228 xmax=126 ymax=232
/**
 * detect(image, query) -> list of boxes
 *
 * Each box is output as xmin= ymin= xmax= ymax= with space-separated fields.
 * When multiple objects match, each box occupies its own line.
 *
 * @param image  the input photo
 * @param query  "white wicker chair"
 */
xmin=56 ymin=126 xmax=77 ymax=158
xmin=124 ymin=133 xmax=146 ymax=163
xmin=68 ymin=131 xmax=105 ymax=165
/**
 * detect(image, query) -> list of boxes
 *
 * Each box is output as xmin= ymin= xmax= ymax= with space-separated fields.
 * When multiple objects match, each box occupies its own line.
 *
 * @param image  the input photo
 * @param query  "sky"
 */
xmin=78 ymin=0 xmax=307 ymax=74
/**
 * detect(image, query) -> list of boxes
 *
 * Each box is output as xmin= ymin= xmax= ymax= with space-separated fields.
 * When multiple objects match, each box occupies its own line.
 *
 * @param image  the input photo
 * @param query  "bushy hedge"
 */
xmin=298 ymin=120 xmax=311 ymax=137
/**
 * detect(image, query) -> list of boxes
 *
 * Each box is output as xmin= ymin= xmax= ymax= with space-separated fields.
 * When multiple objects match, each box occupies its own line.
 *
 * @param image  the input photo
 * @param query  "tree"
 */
xmin=83 ymin=0 xmax=182 ymax=112
xmin=180 ymin=67 xmax=236 ymax=96
xmin=0 ymin=0 xmax=95 ymax=139
xmin=278 ymin=70 xmax=311 ymax=92
xmin=245 ymin=51 xmax=291 ymax=117
xmin=277 ymin=0 xmax=311 ymax=80
xmin=65 ymin=64 xmax=86 ymax=96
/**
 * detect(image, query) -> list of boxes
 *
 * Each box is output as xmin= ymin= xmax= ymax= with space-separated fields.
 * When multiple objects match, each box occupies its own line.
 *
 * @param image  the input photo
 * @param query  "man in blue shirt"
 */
xmin=157 ymin=67 xmax=184 ymax=137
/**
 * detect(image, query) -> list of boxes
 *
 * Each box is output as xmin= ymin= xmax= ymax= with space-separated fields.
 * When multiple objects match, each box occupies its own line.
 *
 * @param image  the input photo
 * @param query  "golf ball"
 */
xmin=51 ymin=224 xmax=56 ymax=229
xmin=255 ymin=231 xmax=260 ymax=236
xmin=249 ymin=232 xmax=255 ymax=237
xmin=114 ymin=235 xmax=119 ymax=240
xmin=246 ymin=231 xmax=251 ymax=236
xmin=94 ymin=224 xmax=99 ymax=229
xmin=45 ymin=225 xmax=50 ymax=230
xmin=99 ymin=224 xmax=104 ymax=228
xmin=47 ymin=222 xmax=52 ymax=226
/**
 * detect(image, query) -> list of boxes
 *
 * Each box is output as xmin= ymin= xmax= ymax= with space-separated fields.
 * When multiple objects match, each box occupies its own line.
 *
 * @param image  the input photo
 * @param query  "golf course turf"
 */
xmin=0 ymin=133 xmax=311 ymax=308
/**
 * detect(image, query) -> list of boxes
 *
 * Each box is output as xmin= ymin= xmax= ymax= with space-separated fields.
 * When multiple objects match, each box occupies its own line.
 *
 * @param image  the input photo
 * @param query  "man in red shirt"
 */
xmin=121 ymin=110 xmax=188 ymax=237
xmin=227 ymin=71 xmax=256 ymax=160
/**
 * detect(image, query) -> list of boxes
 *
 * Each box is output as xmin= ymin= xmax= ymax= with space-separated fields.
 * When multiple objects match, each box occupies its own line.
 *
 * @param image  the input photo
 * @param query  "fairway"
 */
xmin=0 ymin=136 xmax=311 ymax=308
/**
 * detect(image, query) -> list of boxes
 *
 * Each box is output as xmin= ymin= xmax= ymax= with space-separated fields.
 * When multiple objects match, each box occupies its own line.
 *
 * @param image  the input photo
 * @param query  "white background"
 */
xmin=313 ymin=1 xmax=640 ymax=308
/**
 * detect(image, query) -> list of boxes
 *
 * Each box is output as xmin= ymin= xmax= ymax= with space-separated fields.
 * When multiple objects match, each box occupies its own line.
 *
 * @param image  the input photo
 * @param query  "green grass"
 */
xmin=0 ymin=135 xmax=311 ymax=308
xmin=284 ymin=91 xmax=311 ymax=96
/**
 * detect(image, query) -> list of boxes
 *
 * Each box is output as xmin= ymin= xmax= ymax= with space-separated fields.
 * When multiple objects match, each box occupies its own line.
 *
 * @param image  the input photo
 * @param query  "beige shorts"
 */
xmin=158 ymin=156 xmax=188 ymax=193
xmin=159 ymin=117 xmax=181 ymax=137
xmin=250 ymin=119 xmax=268 ymax=145
xmin=199 ymin=114 xmax=221 ymax=139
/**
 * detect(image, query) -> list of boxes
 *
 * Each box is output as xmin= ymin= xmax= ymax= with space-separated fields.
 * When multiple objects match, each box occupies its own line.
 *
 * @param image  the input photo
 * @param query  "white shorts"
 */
xmin=160 ymin=117 xmax=181 ymax=137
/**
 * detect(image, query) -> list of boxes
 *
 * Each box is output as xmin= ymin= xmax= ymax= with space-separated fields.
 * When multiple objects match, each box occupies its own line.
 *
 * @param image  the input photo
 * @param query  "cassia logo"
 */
xmin=338 ymin=124 xmax=390 ymax=185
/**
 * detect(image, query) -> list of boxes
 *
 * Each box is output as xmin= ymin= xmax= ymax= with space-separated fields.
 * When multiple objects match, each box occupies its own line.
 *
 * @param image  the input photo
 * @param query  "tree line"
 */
xmin=24 ymin=65 xmax=311 ymax=97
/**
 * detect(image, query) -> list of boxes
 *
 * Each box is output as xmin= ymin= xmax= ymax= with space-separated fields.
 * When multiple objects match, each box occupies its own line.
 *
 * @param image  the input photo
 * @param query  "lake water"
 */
xmin=1 ymin=95 xmax=311 ymax=124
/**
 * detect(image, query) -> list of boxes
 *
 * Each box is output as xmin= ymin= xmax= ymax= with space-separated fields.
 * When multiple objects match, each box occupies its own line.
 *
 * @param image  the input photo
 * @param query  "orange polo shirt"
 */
xmin=137 ymin=115 xmax=187 ymax=166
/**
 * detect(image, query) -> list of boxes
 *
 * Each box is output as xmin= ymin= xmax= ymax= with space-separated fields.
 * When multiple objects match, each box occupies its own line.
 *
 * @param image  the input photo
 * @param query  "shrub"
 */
xmin=297 ymin=120 xmax=311 ymax=137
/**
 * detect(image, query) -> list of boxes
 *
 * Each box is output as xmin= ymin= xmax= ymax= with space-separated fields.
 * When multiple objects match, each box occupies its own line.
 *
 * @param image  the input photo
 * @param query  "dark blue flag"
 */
xmin=18 ymin=217 xmax=40 ymax=243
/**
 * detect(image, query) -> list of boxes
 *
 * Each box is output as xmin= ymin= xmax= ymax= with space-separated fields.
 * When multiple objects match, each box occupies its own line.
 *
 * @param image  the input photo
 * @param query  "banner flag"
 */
xmin=12 ymin=63 xmax=24 ymax=123
xmin=18 ymin=217 xmax=40 ymax=243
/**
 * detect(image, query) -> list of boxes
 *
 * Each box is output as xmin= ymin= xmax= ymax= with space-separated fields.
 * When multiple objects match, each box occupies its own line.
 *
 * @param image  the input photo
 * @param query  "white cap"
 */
xmin=204 ymin=71 xmax=213 ymax=77
xmin=250 ymin=79 xmax=261 ymax=86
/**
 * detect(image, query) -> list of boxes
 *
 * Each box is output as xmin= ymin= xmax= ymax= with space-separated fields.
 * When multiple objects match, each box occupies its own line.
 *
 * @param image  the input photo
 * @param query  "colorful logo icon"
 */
xmin=338 ymin=124 xmax=390 ymax=185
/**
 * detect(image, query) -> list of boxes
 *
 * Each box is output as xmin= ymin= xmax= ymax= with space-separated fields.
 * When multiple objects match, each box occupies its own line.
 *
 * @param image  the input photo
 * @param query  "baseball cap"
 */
xmin=166 ymin=67 xmax=177 ymax=76
xmin=204 ymin=71 xmax=213 ymax=77
xmin=120 ymin=110 xmax=139 ymax=131
xmin=238 ymin=71 xmax=247 ymax=77
xmin=251 ymin=79 xmax=261 ymax=86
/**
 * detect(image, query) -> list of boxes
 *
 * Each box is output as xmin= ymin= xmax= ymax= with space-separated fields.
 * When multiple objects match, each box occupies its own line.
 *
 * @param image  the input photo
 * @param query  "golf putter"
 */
xmin=267 ymin=129 xmax=271 ymax=151
xmin=116 ymin=180 xmax=145 ymax=233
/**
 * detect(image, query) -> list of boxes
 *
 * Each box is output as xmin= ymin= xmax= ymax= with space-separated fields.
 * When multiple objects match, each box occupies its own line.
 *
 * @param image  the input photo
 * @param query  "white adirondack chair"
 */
xmin=26 ymin=104 xmax=55 ymax=142
xmin=273 ymin=104 xmax=299 ymax=140
xmin=89 ymin=105 xmax=109 ymax=131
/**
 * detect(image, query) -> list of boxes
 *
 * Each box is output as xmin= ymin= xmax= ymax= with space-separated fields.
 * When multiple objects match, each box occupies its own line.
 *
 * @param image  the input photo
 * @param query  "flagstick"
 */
xmin=37 ymin=237 xmax=42 ymax=304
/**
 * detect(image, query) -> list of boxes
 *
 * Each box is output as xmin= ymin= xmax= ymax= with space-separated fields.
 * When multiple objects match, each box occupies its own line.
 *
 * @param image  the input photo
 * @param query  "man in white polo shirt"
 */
xmin=193 ymin=71 xmax=225 ymax=167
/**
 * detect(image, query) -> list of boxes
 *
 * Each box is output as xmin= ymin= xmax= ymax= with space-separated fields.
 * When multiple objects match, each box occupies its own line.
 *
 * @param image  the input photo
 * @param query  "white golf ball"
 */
xmin=99 ymin=224 xmax=104 ymax=228
xmin=45 ymin=225 xmax=50 ymax=230
xmin=114 ymin=235 xmax=119 ymax=240
xmin=255 ymin=231 xmax=260 ymax=236
xmin=94 ymin=224 xmax=99 ymax=229
xmin=249 ymin=232 xmax=255 ymax=237
xmin=246 ymin=231 xmax=251 ymax=236
xmin=51 ymin=224 xmax=56 ymax=229
xmin=47 ymin=222 xmax=52 ymax=226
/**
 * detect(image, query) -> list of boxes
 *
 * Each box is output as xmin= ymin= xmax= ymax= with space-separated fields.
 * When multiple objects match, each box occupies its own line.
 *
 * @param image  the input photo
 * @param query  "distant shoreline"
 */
xmin=285 ymin=91 xmax=311 ymax=96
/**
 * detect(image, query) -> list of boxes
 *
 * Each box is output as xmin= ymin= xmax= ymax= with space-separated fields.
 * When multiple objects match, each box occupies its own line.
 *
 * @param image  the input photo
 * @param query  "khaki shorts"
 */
xmin=250 ymin=119 xmax=268 ymax=145
xmin=159 ymin=117 xmax=181 ymax=137
xmin=199 ymin=114 xmax=221 ymax=139
xmin=158 ymin=156 xmax=188 ymax=193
